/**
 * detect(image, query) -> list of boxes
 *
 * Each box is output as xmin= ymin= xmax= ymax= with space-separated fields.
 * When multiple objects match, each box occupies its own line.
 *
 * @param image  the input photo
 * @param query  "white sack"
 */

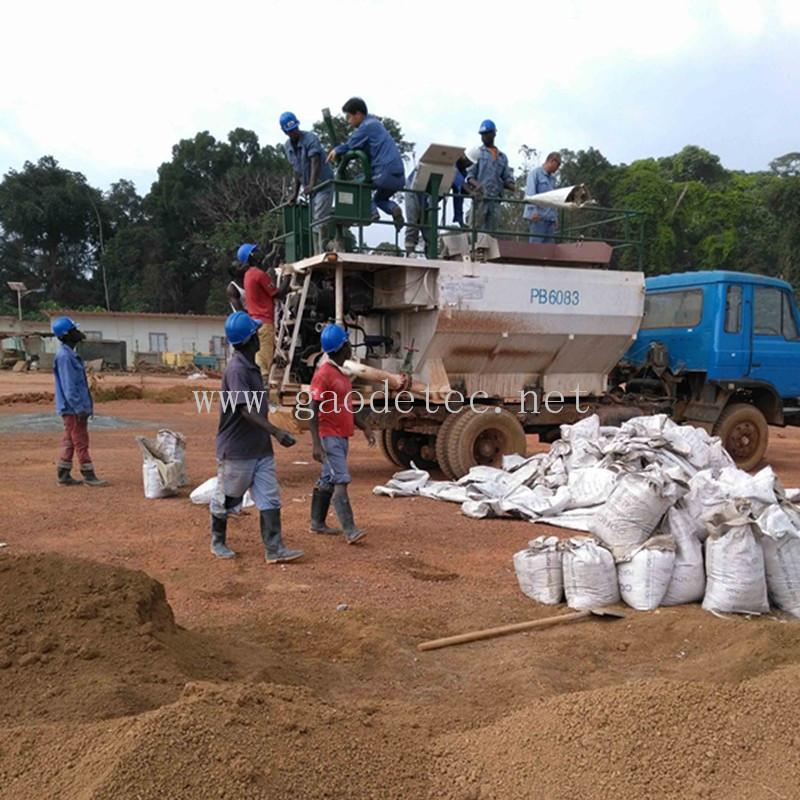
xmin=617 ymin=535 xmax=676 ymax=611
xmin=702 ymin=507 xmax=769 ymax=615
xmin=758 ymin=503 xmax=800 ymax=617
xmin=189 ymin=476 xmax=254 ymax=508
xmin=562 ymin=537 xmax=620 ymax=610
xmin=142 ymin=459 xmax=174 ymax=499
xmin=589 ymin=469 xmax=675 ymax=558
xmin=156 ymin=428 xmax=188 ymax=486
xmin=513 ymin=536 xmax=563 ymax=605
xmin=661 ymin=504 xmax=706 ymax=605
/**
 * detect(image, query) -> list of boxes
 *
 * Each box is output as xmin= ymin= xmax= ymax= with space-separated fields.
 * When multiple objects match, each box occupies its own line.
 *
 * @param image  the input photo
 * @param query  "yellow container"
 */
xmin=161 ymin=351 xmax=178 ymax=366
xmin=176 ymin=352 xmax=195 ymax=368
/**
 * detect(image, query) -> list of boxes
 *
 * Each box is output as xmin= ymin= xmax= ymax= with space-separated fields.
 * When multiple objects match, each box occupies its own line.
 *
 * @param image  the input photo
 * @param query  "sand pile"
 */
xmin=430 ymin=670 xmax=800 ymax=800
xmin=0 ymin=554 xmax=227 ymax=724
xmin=0 ymin=554 xmax=428 ymax=799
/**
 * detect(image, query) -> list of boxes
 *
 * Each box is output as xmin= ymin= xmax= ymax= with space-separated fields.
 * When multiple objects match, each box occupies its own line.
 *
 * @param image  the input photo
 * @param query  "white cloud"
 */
xmin=1 ymin=0 xmax=798 ymax=188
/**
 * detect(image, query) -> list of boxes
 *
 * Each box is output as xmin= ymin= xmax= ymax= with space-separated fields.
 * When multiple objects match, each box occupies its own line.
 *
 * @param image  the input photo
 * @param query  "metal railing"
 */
xmin=273 ymin=177 xmax=647 ymax=269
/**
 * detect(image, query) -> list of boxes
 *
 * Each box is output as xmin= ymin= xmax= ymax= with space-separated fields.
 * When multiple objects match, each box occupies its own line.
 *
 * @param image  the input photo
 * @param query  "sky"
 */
xmin=1 ymin=0 xmax=799 ymax=195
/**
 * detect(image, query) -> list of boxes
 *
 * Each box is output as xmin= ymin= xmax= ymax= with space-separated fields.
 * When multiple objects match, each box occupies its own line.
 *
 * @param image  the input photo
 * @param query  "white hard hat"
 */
xmin=465 ymin=147 xmax=482 ymax=165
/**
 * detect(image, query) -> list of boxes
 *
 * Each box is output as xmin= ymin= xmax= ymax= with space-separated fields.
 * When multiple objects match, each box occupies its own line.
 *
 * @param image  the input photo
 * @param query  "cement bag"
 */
xmin=512 ymin=536 xmax=563 ymax=605
xmin=562 ymin=537 xmax=620 ymax=610
xmin=189 ymin=476 xmax=254 ymax=509
xmin=136 ymin=436 xmax=180 ymax=499
xmin=156 ymin=428 xmax=188 ymax=486
xmin=661 ymin=505 xmax=706 ymax=605
xmin=757 ymin=503 xmax=800 ymax=617
xmin=616 ymin=535 xmax=676 ymax=611
xmin=589 ymin=469 xmax=674 ymax=558
xmin=702 ymin=506 xmax=769 ymax=615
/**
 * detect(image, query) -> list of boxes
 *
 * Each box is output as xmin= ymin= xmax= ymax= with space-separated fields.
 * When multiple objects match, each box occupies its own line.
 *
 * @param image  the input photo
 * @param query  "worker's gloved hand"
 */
xmin=312 ymin=443 xmax=325 ymax=463
xmin=275 ymin=430 xmax=296 ymax=448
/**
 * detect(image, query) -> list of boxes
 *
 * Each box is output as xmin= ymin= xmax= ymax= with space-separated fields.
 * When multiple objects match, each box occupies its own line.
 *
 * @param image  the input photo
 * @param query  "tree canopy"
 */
xmin=1 ymin=121 xmax=799 ymax=319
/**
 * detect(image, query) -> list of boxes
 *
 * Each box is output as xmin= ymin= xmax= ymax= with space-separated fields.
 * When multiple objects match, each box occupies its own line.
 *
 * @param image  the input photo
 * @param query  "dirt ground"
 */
xmin=2 ymin=371 xmax=800 ymax=800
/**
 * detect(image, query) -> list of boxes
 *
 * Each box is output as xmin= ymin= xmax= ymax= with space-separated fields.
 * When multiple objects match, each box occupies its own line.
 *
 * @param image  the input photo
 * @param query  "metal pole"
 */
xmin=335 ymin=262 xmax=344 ymax=325
xmin=86 ymin=193 xmax=110 ymax=311
xmin=17 ymin=291 xmax=22 ymax=321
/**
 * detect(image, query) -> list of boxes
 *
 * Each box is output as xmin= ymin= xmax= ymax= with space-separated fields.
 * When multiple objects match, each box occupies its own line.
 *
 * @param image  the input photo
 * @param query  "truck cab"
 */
xmin=622 ymin=270 xmax=800 ymax=469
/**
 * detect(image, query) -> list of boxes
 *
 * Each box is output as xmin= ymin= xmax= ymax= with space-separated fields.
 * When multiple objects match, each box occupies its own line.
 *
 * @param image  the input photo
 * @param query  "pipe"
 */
xmin=335 ymin=263 xmax=344 ymax=326
xmin=342 ymin=359 xmax=449 ymax=400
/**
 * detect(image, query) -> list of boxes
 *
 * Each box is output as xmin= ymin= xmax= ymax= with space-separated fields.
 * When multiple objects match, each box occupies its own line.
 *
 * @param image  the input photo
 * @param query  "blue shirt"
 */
xmin=53 ymin=343 xmax=93 ymax=416
xmin=284 ymin=130 xmax=333 ymax=189
xmin=465 ymin=145 xmax=514 ymax=200
xmin=334 ymin=115 xmax=404 ymax=178
xmin=524 ymin=165 xmax=558 ymax=222
xmin=216 ymin=350 xmax=273 ymax=461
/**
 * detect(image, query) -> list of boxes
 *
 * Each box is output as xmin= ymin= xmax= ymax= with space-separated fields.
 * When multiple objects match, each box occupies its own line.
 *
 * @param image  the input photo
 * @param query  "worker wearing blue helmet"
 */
xmin=209 ymin=310 xmax=303 ymax=563
xmin=51 ymin=316 xmax=108 ymax=487
xmin=326 ymin=97 xmax=406 ymax=233
xmin=280 ymin=111 xmax=335 ymax=251
xmin=307 ymin=323 xmax=375 ymax=544
xmin=465 ymin=119 xmax=516 ymax=232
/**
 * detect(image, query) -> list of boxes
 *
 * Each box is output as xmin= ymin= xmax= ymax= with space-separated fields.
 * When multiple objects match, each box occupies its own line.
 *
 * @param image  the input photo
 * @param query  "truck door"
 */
xmin=747 ymin=285 xmax=800 ymax=398
xmin=713 ymin=283 xmax=749 ymax=377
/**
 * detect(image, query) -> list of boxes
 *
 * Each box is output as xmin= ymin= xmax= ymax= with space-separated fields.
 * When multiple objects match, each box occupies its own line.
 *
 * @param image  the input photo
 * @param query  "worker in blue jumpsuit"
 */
xmin=524 ymin=151 xmax=562 ymax=242
xmin=326 ymin=97 xmax=406 ymax=232
xmin=280 ymin=111 xmax=335 ymax=252
xmin=465 ymin=120 xmax=515 ymax=232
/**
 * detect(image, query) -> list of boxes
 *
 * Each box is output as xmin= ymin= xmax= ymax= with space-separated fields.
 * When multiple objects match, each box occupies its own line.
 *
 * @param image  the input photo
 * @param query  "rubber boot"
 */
xmin=80 ymin=463 xmax=108 ymax=487
xmin=331 ymin=492 xmax=366 ymax=544
xmin=210 ymin=515 xmax=236 ymax=558
xmin=57 ymin=464 xmax=83 ymax=486
xmin=309 ymin=487 xmax=341 ymax=535
xmin=392 ymin=206 xmax=405 ymax=232
xmin=261 ymin=509 xmax=304 ymax=564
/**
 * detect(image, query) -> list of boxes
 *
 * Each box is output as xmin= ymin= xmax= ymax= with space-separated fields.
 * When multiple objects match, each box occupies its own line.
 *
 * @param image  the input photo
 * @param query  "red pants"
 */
xmin=58 ymin=414 xmax=92 ymax=467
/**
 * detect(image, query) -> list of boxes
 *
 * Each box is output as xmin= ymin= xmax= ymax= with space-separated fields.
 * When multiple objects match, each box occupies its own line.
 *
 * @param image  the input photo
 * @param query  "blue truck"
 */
xmin=617 ymin=270 xmax=800 ymax=470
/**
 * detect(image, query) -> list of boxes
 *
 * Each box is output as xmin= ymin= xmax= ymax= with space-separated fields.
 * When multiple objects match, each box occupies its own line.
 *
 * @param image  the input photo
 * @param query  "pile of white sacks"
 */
xmin=374 ymin=414 xmax=800 ymax=616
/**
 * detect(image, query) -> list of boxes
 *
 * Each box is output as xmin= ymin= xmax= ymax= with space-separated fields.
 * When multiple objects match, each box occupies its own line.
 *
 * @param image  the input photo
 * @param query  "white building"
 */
xmin=45 ymin=310 xmax=228 ymax=369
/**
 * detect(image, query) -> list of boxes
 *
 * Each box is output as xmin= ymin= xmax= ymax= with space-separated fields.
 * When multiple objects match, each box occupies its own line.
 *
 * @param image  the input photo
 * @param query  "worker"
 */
xmin=226 ymin=261 xmax=247 ymax=313
xmin=326 ymin=97 xmax=406 ymax=232
xmin=210 ymin=310 xmax=303 ymax=563
xmin=238 ymin=242 xmax=290 ymax=389
xmin=465 ymin=120 xmax=515 ymax=232
xmin=51 ymin=316 xmax=108 ymax=487
xmin=403 ymin=166 xmax=430 ymax=256
xmin=524 ymin=152 xmax=562 ymax=243
xmin=308 ymin=324 xmax=375 ymax=543
xmin=280 ymin=111 xmax=335 ymax=251
xmin=452 ymin=155 xmax=471 ymax=227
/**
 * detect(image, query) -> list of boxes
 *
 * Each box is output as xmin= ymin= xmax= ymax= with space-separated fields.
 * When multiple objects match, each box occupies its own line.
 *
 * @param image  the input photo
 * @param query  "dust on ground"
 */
xmin=2 ymin=372 xmax=800 ymax=799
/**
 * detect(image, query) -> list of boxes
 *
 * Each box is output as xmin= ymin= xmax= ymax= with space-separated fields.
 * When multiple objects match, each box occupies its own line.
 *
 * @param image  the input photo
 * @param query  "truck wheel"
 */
xmin=713 ymin=403 xmax=769 ymax=472
xmin=445 ymin=408 xmax=527 ymax=478
xmin=382 ymin=429 xmax=439 ymax=472
xmin=435 ymin=411 xmax=463 ymax=481
xmin=378 ymin=429 xmax=406 ymax=468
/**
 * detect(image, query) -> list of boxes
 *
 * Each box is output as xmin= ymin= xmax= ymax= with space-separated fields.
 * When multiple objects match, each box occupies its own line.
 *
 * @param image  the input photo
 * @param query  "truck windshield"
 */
xmin=641 ymin=289 xmax=703 ymax=329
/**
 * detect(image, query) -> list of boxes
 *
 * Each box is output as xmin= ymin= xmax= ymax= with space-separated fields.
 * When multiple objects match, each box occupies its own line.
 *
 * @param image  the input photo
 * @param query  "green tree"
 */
xmin=769 ymin=152 xmax=800 ymax=178
xmin=0 ymin=156 xmax=104 ymax=306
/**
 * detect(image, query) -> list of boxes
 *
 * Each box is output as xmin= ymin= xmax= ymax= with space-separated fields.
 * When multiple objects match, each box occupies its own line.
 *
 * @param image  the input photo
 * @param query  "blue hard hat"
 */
xmin=236 ymin=243 xmax=258 ymax=264
xmin=225 ymin=311 xmax=262 ymax=346
xmin=279 ymin=111 xmax=300 ymax=133
xmin=320 ymin=324 xmax=349 ymax=354
xmin=52 ymin=316 xmax=78 ymax=338
xmin=478 ymin=119 xmax=497 ymax=134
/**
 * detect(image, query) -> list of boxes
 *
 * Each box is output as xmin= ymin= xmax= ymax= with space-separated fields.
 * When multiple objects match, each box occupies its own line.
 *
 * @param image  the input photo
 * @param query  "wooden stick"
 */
xmin=417 ymin=610 xmax=592 ymax=652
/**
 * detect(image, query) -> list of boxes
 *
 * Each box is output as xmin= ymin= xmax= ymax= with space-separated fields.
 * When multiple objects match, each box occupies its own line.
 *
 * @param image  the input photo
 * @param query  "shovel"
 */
xmin=417 ymin=607 xmax=625 ymax=652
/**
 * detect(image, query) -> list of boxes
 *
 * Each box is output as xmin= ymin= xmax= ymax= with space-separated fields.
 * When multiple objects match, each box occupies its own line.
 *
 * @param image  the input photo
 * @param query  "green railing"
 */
xmin=273 ymin=176 xmax=646 ymax=270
